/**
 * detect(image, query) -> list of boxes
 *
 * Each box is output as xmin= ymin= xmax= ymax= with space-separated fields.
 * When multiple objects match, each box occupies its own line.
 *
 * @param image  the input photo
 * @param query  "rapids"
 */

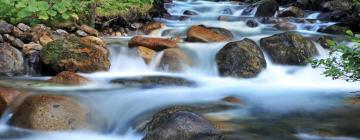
xmin=0 ymin=0 xmax=359 ymax=140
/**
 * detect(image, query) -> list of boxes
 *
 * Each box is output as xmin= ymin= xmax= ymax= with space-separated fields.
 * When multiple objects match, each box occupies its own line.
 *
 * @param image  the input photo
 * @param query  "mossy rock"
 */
xmin=40 ymin=36 xmax=110 ymax=74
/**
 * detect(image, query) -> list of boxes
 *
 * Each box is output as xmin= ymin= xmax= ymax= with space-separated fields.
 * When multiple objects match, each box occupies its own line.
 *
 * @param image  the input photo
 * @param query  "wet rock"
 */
xmin=221 ymin=96 xmax=242 ymax=104
xmin=186 ymin=25 xmax=232 ymax=42
xmin=40 ymin=35 xmax=110 ymax=74
xmin=277 ymin=6 xmax=304 ymax=17
xmin=142 ymin=109 xmax=223 ymax=140
xmin=216 ymin=38 xmax=267 ymax=78
xmin=260 ymin=31 xmax=318 ymax=65
xmin=26 ymin=25 xmax=54 ymax=46
xmin=241 ymin=5 xmax=257 ymax=16
xmin=318 ymin=10 xmax=348 ymax=21
xmin=10 ymin=94 xmax=88 ymax=131
xmin=317 ymin=36 xmax=333 ymax=49
xmin=149 ymin=0 xmax=170 ymax=18
xmin=246 ymin=20 xmax=259 ymax=28
xmin=345 ymin=96 xmax=360 ymax=106
xmin=17 ymin=23 xmax=30 ymax=32
xmin=0 ymin=35 xmax=3 ymax=43
xmin=141 ymin=22 xmax=166 ymax=35
xmin=22 ymin=43 xmax=43 ymax=56
xmin=158 ymin=48 xmax=192 ymax=72
xmin=129 ymin=36 xmax=179 ymax=51
xmin=0 ymin=43 xmax=24 ymax=76
xmin=0 ymin=21 xmax=14 ymax=34
xmin=75 ymin=30 xmax=88 ymax=37
xmin=318 ymin=25 xmax=350 ymax=35
xmin=274 ymin=22 xmax=297 ymax=30
xmin=55 ymin=29 xmax=68 ymax=36
xmin=79 ymin=24 xmax=99 ymax=37
xmin=0 ymin=97 xmax=6 ymax=116
xmin=12 ymin=27 xmax=25 ymax=38
xmin=255 ymin=0 xmax=279 ymax=17
xmin=322 ymin=0 xmax=353 ymax=12
xmin=48 ymin=71 xmax=91 ymax=85
xmin=137 ymin=46 xmax=156 ymax=64
xmin=11 ymin=38 xmax=24 ymax=49
xmin=3 ymin=34 xmax=15 ymax=42
xmin=184 ymin=10 xmax=198 ymax=15
xmin=111 ymin=76 xmax=196 ymax=88
xmin=0 ymin=87 xmax=24 ymax=106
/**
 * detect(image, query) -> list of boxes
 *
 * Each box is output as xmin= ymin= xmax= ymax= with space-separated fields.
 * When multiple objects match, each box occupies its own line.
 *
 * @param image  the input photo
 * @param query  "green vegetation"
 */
xmin=0 ymin=0 xmax=153 ymax=26
xmin=311 ymin=31 xmax=360 ymax=82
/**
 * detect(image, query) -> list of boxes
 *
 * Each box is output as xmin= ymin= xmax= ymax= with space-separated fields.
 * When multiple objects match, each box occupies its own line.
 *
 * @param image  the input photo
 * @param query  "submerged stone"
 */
xmin=111 ymin=76 xmax=196 ymax=88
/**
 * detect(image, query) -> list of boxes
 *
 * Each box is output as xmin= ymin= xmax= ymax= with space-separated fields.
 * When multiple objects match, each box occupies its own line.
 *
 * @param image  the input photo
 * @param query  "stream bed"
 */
xmin=0 ymin=0 xmax=360 ymax=140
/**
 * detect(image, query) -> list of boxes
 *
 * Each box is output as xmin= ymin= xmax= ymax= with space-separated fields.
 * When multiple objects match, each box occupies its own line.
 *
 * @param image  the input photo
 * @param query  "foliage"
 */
xmin=311 ymin=31 xmax=360 ymax=82
xmin=0 ymin=0 xmax=93 ymax=25
xmin=0 ymin=0 xmax=153 ymax=25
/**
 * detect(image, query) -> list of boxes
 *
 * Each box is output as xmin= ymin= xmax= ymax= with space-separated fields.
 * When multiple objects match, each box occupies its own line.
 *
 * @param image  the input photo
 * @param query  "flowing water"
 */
xmin=1 ymin=0 xmax=360 ymax=140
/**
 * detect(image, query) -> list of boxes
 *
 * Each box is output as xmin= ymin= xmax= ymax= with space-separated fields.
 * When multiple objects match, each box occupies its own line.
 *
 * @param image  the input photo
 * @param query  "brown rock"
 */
xmin=48 ymin=71 xmax=91 ymax=85
xmin=3 ymin=34 xmax=15 ymax=42
xmin=40 ymin=35 xmax=110 ymax=73
xmin=141 ymin=22 xmax=166 ymax=35
xmin=277 ymin=6 xmax=304 ymax=18
xmin=221 ymin=96 xmax=242 ymax=104
xmin=79 ymin=24 xmax=99 ymax=37
xmin=0 ymin=87 xmax=27 ymax=116
xmin=158 ymin=48 xmax=192 ymax=72
xmin=12 ymin=27 xmax=25 ymax=38
xmin=345 ymin=96 xmax=360 ymax=106
xmin=0 ymin=97 xmax=6 ymax=116
xmin=274 ymin=22 xmax=297 ymax=30
xmin=27 ymin=24 xmax=54 ymax=46
xmin=128 ymin=36 xmax=178 ymax=51
xmin=22 ymin=43 xmax=43 ymax=56
xmin=10 ymin=94 xmax=88 ymax=131
xmin=79 ymin=36 xmax=105 ymax=48
xmin=0 ymin=43 xmax=24 ymax=76
xmin=137 ymin=46 xmax=156 ymax=64
xmin=186 ymin=25 xmax=231 ymax=42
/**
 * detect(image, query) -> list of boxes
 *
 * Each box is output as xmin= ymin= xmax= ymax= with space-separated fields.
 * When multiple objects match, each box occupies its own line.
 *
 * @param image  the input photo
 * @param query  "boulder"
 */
xmin=322 ymin=0 xmax=353 ymax=12
xmin=0 ymin=97 xmax=6 ymax=116
xmin=22 ymin=43 xmax=43 ymax=56
xmin=11 ymin=38 xmax=24 ymax=49
xmin=317 ymin=36 xmax=333 ymax=49
xmin=40 ymin=35 xmax=110 ymax=73
xmin=0 ymin=21 xmax=14 ymax=34
xmin=186 ymin=25 xmax=232 ymax=42
xmin=79 ymin=24 xmax=99 ymax=37
xmin=184 ymin=10 xmax=198 ymax=15
xmin=246 ymin=20 xmax=259 ymax=28
xmin=318 ymin=25 xmax=350 ymax=35
xmin=129 ymin=36 xmax=178 ymax=51
xmin=216 ymin=38 xmax=267 ymax=78
xmin=260 ymin=31 xmax=318 ymax=65
xmin=17 ymin=23 xmax=31 ymax=32
xmin=255 ymin=0 xmax=279 ymax=17
xmin=141 ymin=22 xmax=166 ymax=35
xmin=277 ymin=6 xmax=304 ymax=17
xmin=10 ymin=94 xmax=89 ymax=131
xmin=48 ymin=71 xmax=91 ymax=85
xmin=111 ymin=76 xmax=196 ymax=88
xmin=143 ymin=109 xmax=223 ymax=140
xmin=0 ymin=43 xmax=24 ymax=76
xmin=75 ymin=30 xmax=88 ymax=37
xmin=274 ymin=22 xmax=297 ymax=30
xmin=0 ymin=88 xmax=25 ymax=105
xmin=137 ymin=46 xmax=156 ymax=64
xmin=221 ymin=96 xmax=242 ymax=104
xmin=12 ymin=27 xmax=25 ymax=38
xmin=0 ymin=35 xmax=3 ymax=43
xmin=3 ymin=34 xmax=15 ymax=42
xmin=158 ymin=48 xmax=192 ymax=72
xmin=26 ymin=24 xmax=54 ymax=46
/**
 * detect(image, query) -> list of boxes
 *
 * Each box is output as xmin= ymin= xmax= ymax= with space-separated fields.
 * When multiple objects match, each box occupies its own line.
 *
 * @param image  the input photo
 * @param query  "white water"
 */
xmin=1 ymin=1 xmax=359 ymax=140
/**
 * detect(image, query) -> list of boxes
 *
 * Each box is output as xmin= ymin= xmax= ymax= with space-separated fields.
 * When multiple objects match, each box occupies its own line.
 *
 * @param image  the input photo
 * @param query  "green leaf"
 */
xmin=47 ymin=10 xmax=57 ymax=17
xmin=38 ymin=1 xmax=49 ymax=11
xmin=38 ymin=11 xmax=49 ymax=20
